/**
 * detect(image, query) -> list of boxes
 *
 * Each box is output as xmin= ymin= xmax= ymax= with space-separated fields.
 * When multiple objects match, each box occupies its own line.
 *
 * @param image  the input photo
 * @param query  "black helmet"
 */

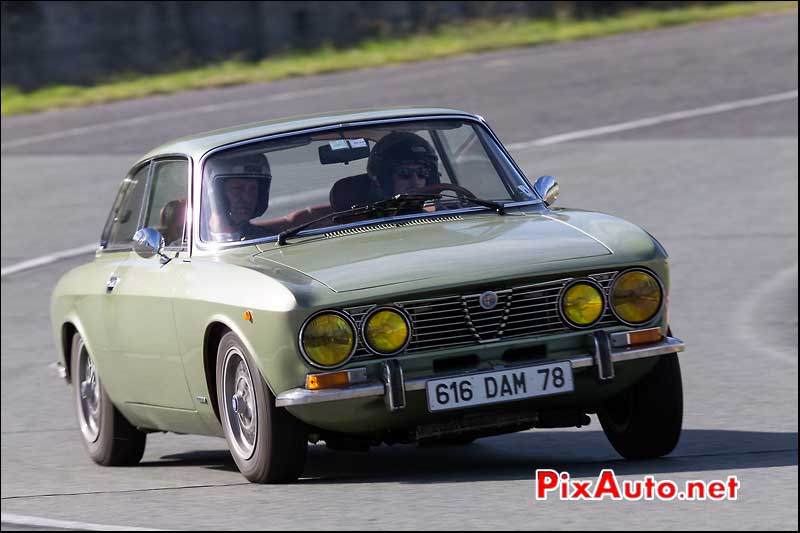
xmin=367 ymin=132 xmax=439 ymax=195
xmin=206 ymin=153 xmax=271 ymax=224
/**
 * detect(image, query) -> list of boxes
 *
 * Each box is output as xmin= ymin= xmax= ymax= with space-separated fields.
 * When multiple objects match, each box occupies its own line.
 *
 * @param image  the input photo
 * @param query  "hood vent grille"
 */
xmin=323 ymin=215 xmax=463 ymax=239
xmin=398 ymin=215 xmax=463 ymax=227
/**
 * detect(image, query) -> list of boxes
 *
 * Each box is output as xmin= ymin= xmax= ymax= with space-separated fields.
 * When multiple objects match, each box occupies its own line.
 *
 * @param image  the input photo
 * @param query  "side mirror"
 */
xmin=533 ymin=175 xmax=559 ymax=207
xmin=133 ymin=228 xmax=166 ymax=260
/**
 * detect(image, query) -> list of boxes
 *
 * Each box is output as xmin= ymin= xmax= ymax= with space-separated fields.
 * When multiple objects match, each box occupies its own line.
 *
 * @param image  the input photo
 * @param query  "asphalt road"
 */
xmin=1 ymin=12 xmax=798 ymax=530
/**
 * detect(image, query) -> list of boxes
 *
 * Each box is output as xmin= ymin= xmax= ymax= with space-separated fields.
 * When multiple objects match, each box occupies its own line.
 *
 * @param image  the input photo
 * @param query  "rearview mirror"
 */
xmin=319 ymin=139 xmax=370 ymax=165
xmin=533 ymin=175 xmax=559 ymax=207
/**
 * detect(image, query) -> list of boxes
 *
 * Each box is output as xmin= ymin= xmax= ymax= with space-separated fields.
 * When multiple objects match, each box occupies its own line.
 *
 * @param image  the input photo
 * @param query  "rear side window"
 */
xmin=144 ymin=159 xmax=189 ymax=248
xmin=101 ymin=164 xmax=150 ymax=249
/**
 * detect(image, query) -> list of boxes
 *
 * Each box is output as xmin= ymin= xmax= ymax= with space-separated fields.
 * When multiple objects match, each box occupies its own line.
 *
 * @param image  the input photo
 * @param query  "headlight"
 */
xmin=611 ymin=270 xmax=663 ymax=325
xmin=300 ymin=311 xmax=356 ymax=368
xmin=363 ymin=308 xmax=410 ymax=355
xmin=561 ymin=281 xmax=605 ymax=327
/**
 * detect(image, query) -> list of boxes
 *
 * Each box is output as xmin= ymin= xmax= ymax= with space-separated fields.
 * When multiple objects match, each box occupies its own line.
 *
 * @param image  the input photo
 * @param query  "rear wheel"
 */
xmin=216 ymin=331 xmax=307 ymax=483
xmin=71 ymin=333 xmax=146 ymax=466
xmin=598 ymin=353 xmax=683 ymax=459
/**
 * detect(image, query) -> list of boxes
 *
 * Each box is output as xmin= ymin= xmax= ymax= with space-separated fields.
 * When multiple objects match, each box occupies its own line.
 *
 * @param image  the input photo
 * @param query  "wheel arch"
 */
xmin=60 ymin=322 xmax=78 ymax=383
xmin=202 ymin=317 xmax=279 ymax=423
xmin=203 ymin=321 xmax=229 ymax=422
xmin=59 ymin=317 xmax=94 ymax=385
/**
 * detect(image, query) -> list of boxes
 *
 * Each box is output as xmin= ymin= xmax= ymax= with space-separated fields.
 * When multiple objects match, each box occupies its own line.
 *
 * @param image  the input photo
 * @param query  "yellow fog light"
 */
xmin=561 ymin=281 xmax=604 ymax=327
xmin=611 ymin=270 xmax=663 ymax=325
xmin=363 ymin=308 xmax=410 ymax=355
xmin=300 ymin=311 xmax=355 ymax=368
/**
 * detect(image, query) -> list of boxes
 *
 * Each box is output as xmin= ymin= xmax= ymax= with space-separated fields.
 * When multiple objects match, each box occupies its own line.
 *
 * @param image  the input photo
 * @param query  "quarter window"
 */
xmin=102 ymin=164 xmax=149 ymax=248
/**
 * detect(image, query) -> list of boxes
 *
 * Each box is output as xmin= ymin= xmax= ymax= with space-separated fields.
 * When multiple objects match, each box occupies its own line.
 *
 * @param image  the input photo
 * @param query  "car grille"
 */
xmin=346 ymin=271 xmax=620 ymax=360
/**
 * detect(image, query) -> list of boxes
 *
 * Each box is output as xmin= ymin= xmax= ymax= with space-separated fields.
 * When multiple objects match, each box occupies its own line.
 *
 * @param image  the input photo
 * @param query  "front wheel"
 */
xmin=71 ymin=333 xmax=146 ymax=466
xmin=216 ymin=331 xmax=307 ymax=483
xmin=598 ymin=353 xmax=683 ymax=459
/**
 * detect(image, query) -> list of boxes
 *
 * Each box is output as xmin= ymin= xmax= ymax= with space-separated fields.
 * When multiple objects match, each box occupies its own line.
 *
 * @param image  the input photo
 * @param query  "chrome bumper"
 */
xmin=275 ymin=335 xmax=685 ymax=408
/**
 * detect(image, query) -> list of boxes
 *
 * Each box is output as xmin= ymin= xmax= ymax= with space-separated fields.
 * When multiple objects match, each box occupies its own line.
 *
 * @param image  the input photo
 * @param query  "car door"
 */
xmin=105 ymin=157 xmax=195 ymax=410
xmin=78 ymin=163 xmax=151 ymax=404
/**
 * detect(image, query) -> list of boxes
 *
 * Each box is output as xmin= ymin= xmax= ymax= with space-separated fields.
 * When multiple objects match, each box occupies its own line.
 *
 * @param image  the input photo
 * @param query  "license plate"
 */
xmin=426 ymin=361 xmax=574 ymax=412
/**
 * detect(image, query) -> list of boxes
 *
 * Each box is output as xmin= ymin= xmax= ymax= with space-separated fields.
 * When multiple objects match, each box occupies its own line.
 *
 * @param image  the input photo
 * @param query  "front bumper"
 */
xmin=276 ymin=333 xmax=685 ymax=408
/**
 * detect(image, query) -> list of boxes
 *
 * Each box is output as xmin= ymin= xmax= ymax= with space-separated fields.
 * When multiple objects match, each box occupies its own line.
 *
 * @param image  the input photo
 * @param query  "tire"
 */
xmin=216 ymin=331 xmax=307 ymax=483
xmin=71 ymin=333 xmax=146 ymax=466
xmin=598 ymin=353 xmax=683 ymax=459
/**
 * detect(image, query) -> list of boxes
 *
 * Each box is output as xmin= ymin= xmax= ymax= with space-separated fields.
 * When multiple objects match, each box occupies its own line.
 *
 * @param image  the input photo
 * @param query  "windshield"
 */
xmin=199 ymin=118 xmax=537 ymax=244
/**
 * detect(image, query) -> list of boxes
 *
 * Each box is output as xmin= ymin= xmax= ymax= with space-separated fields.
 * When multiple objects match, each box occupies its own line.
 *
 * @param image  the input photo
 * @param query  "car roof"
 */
xmin=138 ymin=107 xmax=479 ymax=164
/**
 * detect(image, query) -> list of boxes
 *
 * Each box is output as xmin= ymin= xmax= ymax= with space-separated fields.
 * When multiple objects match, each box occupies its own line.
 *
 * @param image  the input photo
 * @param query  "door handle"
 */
xmin=106 ymin=276 xmax=120 ymax=293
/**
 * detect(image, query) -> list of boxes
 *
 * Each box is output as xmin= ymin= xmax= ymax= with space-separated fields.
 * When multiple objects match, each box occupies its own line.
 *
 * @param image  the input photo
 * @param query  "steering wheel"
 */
xmin=416 ymin=183 xmax=477 ymax=199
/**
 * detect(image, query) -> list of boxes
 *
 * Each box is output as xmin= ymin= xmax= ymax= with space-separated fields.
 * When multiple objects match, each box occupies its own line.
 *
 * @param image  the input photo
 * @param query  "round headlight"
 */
xmin=363 ymin=308 xmax=410 ymax=355
xmin=561 ymin=281 xmax=604 ymax=327
xmin=300 ymin=312 xmax=355 ymax=368
xmin=611 ymin=270 xmax=663 ymax=325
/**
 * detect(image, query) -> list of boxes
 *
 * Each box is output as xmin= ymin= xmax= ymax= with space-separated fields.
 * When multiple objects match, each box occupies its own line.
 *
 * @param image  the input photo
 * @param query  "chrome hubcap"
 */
xmin=77 ymin=344 xmax=101 ymax=443
xmin=223 ymin=348 xmax=257 ymax=459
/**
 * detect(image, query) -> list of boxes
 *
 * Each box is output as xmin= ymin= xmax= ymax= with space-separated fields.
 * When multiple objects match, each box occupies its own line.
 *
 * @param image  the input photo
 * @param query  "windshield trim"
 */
xmin=194 ymin=115 xmax=541 ymax=252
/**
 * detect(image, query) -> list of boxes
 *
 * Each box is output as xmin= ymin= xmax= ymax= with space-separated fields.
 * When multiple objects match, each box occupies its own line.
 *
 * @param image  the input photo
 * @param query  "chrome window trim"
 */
xmin=360 ymin=306 xmax=413 ymax=356
xmin=608 ymin=268 xmax=665 ymax=327
xmin=99 ymin=161 xmax=151 ymax=252
xmin=193 ymin=115 xmax=542 ymax=253
xmin=99 ymin=153 xmax=192 ymax=255
xmin=557 ymin=278 xmax=608 ymax=330
xmin=298 ymin=309 xmax=359 ymax=370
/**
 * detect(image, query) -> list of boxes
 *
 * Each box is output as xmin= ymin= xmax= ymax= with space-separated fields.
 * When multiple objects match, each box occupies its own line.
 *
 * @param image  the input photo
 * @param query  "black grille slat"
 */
xmin=414 ymin=320 xmax=470 ymax=329
xmin=417 ymin=326 xmax=467 ymax=337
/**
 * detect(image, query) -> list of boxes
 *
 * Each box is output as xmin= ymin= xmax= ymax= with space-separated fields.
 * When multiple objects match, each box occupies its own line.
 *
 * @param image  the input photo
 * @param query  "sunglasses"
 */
xmin=392 ymin=165 xmax=435 ymax=180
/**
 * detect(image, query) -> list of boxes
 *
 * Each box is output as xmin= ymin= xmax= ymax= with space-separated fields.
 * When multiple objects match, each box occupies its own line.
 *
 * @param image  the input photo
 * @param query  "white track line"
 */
xmin=735 ymin=263 xmax=799 ymax=365
xmin=506 ymin=90 xmax=798 ymax=150
xmin=0 ymin=512 xmax=164 ymax=531
xmin=2 ymin=90 xmax=796 ymax=279
xmin=1 ymin=243 xmax=97 ymax=278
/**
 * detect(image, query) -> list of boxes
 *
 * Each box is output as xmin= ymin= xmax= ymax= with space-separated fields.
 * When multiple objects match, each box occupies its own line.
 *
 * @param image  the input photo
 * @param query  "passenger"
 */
xmin=159 ymin=198 xmax=187 ymax=246
xmin=206 ymin=153 xmax=272 ymax=242
xmin=366 ymin=132 xmax=440 ymax=198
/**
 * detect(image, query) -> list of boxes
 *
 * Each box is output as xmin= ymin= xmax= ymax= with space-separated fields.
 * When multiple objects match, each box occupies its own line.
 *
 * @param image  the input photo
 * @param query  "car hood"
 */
xmin=254 ymin=212 xmax=615 ymax=292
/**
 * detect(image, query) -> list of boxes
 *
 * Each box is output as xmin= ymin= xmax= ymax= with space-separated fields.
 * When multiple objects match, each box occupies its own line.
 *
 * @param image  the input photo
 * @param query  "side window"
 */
xmin=144 ymin=159 xmax=189 ymax=248
xmin=102 ymin=164 xmax=150 ymax=249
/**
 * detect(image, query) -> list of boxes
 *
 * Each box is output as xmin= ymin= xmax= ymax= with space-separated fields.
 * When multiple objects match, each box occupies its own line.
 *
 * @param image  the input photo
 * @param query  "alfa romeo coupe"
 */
xmin=51 ymin=108 xmax=685 ymax=483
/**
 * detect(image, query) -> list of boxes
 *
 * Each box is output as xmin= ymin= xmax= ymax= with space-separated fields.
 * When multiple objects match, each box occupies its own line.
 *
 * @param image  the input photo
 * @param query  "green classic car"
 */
xmin=51 ymin=107 xmax=685 ymax=483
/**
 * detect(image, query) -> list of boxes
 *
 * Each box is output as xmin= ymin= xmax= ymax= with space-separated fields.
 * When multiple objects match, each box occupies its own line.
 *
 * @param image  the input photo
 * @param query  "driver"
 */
xmin=206 ymin=153 xmax=272 ymax=242
xmin=366 ymin=132 xmax=440 ymax=197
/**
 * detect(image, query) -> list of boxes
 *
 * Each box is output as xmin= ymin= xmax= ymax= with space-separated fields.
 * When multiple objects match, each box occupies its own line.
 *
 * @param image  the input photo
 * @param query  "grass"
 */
xmin=1 ymin=1 xmax=795 ymax=116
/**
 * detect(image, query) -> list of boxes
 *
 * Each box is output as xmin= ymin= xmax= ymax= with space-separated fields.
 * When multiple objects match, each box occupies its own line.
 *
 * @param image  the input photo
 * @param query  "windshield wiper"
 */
xmin=396 ymin=192 xmax=507 ymax=215
xmin=276 ymin=192 xmax=506 ymax=245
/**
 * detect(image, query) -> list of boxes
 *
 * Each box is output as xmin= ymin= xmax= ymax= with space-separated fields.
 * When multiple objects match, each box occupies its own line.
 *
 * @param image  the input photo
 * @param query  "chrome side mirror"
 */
xmin=133 ymin=228 xmax=166 ymax=260
xmin=533 ymin=175 xmax=559 ymax=207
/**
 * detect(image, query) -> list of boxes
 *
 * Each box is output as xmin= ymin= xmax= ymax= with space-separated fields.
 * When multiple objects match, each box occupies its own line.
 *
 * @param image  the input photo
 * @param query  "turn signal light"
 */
xmin=306 ymin=372 xmax=350 ymax=390
xmin=628 ymin=327 xmax=663 ymax=346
